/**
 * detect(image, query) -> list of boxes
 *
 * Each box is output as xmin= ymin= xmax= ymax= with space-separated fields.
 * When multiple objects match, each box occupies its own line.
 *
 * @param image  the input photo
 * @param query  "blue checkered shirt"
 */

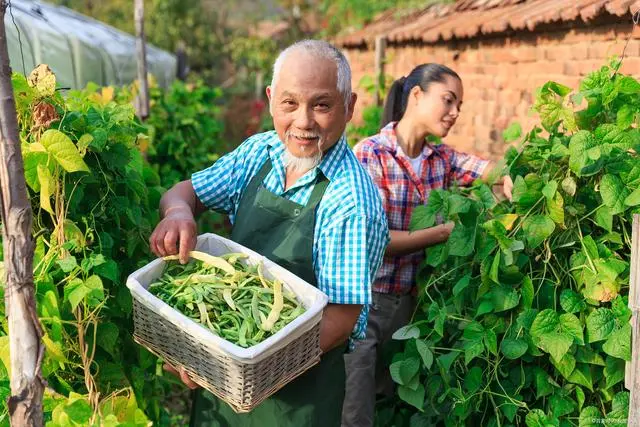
xmin=191 ymin=131 xmax=389 ymax=344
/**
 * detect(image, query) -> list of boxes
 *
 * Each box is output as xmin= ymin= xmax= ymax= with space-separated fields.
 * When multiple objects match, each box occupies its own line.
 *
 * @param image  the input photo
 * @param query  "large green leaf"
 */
xmin=500 ymin=338 xmax=528 ymax=359
xmin=586 ymin=309 xmax=616 ymax=343
xmin=568 ymin=364 xmax=593 ymax=392
xmin=23 ymin=151 xmax=49 ymax=192
xmin=602 ymin=323 xmax=631 ymax=361
xmin=447 ymin=223 xmax=477 ymax=257
xmin=523 ymin=215 xmax=555 ymax=249
xmin=415 ymin=340 xmax=433 ymax=369
xmin=398 ymin=383 xmax=425 ymax=411
xmin=604 ymin=356 xmax=625 ymax=389
xmin=569 ymin=131 xmax=597 ymax=175
xmin=37 ymin=164 xmax=55 ymax=215
xmin=560 ymin=289 xmax=585 ymax=313
xmin=600 ymin=174 xmax=630 ymax=215
xmin=390 ymin=357 xmax=420 ymax=386
xmin=579 ymin=407 xmax=602 ymax=427
xmin=40 ymin=129 xmax=89 ymax=173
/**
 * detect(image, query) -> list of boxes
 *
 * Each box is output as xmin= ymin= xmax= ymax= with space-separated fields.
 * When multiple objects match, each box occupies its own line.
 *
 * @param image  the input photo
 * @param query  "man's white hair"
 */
xmin=270 ymin=39 xmax=352 ymax=110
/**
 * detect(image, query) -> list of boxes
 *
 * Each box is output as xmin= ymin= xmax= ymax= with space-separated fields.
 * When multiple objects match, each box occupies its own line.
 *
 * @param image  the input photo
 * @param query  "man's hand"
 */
xmin=150 ymin=207 xmax=197 ymax=264
xmin=163 ymin=362 xmax=200 ymax=389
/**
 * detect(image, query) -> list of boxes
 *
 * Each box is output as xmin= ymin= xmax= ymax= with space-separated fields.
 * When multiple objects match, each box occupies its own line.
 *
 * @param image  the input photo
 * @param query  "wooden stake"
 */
xmin=135 ymin=0 xmax=149 ymax=120
xmin=374 ymin=36 xmax=387 ymax=106
xmin=0 ymin=1 xmax=44 ymax=425
xmin=628 ymin=214 xmax=640 ymax=426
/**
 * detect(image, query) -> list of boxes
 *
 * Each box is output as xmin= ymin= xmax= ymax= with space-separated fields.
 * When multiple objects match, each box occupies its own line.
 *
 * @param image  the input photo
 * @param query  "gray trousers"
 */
xmin=341 ymin=292 xmax=416 ymax=427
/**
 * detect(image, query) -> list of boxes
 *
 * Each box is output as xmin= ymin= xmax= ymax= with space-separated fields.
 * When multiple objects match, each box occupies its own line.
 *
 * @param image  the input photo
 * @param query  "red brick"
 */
xmin=619 ymin=58 xmax=640 ymax=75
xmin=564 ymin=61 xmax=581 ymax=76
xmin=513 ymin=45 xmax=537 ymax=62
xmin=498 ymin=90 xmax=521 ymax=105
xmin=588 ymin=41 xmax=624 ymax=60
xmin=570 ymin=42 xmax=590 ymax=60
xmin=545 ymin=46 xmax=572 ymax=61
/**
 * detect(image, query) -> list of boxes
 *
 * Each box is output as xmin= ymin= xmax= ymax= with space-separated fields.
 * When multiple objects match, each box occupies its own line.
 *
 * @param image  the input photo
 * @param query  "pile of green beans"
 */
xmin=148 ymin=251 xmax=306 ymax=348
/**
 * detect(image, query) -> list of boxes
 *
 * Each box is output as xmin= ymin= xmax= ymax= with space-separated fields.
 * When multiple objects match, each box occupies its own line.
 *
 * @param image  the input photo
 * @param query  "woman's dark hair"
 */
xmin=381 ymin=63 xmax=461 ymax=128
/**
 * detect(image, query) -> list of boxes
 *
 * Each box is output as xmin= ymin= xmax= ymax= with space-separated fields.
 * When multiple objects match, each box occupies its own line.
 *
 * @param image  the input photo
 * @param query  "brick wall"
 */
xmin=344 ymin=21 xmax=640 ymax=160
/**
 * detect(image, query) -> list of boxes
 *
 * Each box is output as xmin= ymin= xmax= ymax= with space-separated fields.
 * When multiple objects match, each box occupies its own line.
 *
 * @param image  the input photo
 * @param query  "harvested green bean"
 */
xmin=148 ymin=251 xmax=305 ymax=348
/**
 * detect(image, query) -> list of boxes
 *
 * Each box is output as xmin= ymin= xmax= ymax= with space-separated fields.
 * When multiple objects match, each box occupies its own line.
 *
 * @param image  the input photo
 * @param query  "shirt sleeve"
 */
xmin=353 ymin=141 xmax=389 ymax=213
xmin=314 ymin=213 xmax=388 ymax=307
xmin=191 ymin=136 xmax=258 ymax=214
xmin=446 ymin=146 xmax=490 ymax=186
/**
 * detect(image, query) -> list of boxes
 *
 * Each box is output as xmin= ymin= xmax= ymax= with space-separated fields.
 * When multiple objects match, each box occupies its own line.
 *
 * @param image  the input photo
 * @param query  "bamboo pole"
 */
xmin=627 ymin=214 xmax=639 ymax=426
xmin=0 ymin=1 xmax=44 ymax=425
xmin=135 ymin=0 xmax=149 ymax=120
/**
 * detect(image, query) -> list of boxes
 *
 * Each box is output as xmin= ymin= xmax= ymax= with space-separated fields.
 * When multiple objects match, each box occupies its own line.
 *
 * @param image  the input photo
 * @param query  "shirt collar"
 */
xmin=378 ymin=121 xmax=435 ymax=159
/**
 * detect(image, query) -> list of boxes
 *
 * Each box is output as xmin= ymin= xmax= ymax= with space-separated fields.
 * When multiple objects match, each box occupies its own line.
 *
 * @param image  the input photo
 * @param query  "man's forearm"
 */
xmin=318 ymin=303 xmax=362 ymax=353
xmin=159 ymin=180 xmax=206 ymax=218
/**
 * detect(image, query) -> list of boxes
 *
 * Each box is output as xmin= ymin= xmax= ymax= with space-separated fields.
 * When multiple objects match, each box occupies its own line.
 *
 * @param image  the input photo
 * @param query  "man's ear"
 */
xmin=346 ymin=92 xmax=357 ymax=122
xmin=266 ymin=86 xmax=273 ymax=116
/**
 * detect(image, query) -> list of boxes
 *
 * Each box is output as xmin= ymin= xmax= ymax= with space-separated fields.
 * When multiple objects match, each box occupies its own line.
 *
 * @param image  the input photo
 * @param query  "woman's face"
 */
xmin=411 ymin=75 xmax=463 ymax=138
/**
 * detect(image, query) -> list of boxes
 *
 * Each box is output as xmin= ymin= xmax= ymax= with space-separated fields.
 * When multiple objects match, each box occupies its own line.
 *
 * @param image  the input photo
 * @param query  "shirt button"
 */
xmin=293 ymin=208 xmax=301 ymax=216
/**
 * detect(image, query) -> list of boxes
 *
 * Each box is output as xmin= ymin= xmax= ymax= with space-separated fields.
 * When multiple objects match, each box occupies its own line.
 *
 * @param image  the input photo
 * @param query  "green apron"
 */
xmin=190 ymin=159 xmax=347 ymax=427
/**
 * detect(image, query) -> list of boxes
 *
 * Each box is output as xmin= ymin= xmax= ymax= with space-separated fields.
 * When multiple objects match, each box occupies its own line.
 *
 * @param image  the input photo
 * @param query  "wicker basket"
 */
xmin=126 ymin=233 xmax=328 ymax=413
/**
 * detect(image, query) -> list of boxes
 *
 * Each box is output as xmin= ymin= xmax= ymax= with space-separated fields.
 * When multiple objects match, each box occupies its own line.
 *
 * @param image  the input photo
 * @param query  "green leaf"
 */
xmin=503 ymin=122 xmax=522 ymax=142
xmin=476 ymin=300 xmax=494 ymax=316
xmin=23 ymin=151 xmax=49 ymax=192
xmin=550 ymin=393 xmax=576 ymax=418
xmin=447 ymin=223 xmax=476 ymax=257
xmin=464 ymin=340 xmax=485 ymax=365
xmin=409 ymin=191 xmax=443 ymax=231
xmin=84 ymin=275 xmax=105 ymax=308
xmin=448 ymin=194 xmax=471 ymax=215
xmin=586 ymin=309 xmax=616 ymax=343
xmin=464 ymin=366 xmax=483 ymax=393
xmin=579 ymin=407 xmax=602 ymax=427
xmin=547 ymin=192 xmax=565 ymax=226
xmin=575 ymin=347 xmax=605 ymax=366
xmin=624 ymin=186 xmax=640 ymax=206
xmin=526 ymin=409 xmax=558 ymax=427
xmin=453 ymin=274 xmax=470 ymax=297
xmin=93 ymin=259 xmax=119 ymax=283
xmin=390 ymin=358 xmax=420 ymax=386
xmin=542 ymin=181 xmax=558 ymax=199
xmin=437 ymin=351 xmax=458 ymax=373
xmin=56 ymin=255 xmax=77 ymax=273
xmin=600 ymin=174 xmax=630 ymax=215
xmin=552 ymin=353 xmax=576 ymax=380
xmin=531 ymin=309 xmax=560 ymax=336
xmin=568 ymin=364 xmax=593 ymax=392
xmin=612 ymin=296 xmax=632 ymax=323
xmin=616 ymin=75 xmax=640 ymax=94
xmin=522 ymin=277 xmax=534 ymax=309
xmin=535 ymin=369 xmax=556 ymax=398
xmin=490 ymin=251 xmax=500 ymax=283
xmin=37 ymin=164 xmax=55 ymax=215
xmin=576 ymin=386 xmax=585 ymax=411
xmin=606 ymin=392 xmax=629 ymax=426
xmin=40 ymin=129 xmax=89 ymax=173
xmin=484 ymin=329 xmax=497 ymax=355
xmin=602 ymin=323 xmax=631 ymax=361
xmin=604 ymin=356 xmax=625 ymax=389
xmin=491 ymin=285 xmax=520 ymax=312
xmin=393 ymin=325 xmax=420 ymax=341
xmin=523 ymin=215 xmax=555 ymax=249
xmin=500 ymin=338 xmax=528 ymax=359
xmin=595 ymin=206 xmax=613 ymax=232
xmin=560 ymin=289 xmax=585 ymax=313
xmin=398 ymin=384 xmax=425 ymax=412
xmin=569 ymin=131 xmax=597 ymax=175
xmin=616 ymin=104 xmax=635 ymax=129
xmin=538 ymin=332 xmax=574 ymax=362
xmin=559 ymin=313 xmax=584 ymax=345
xmin=64 ymin=399 xmax=92 ymax=423
xmin=97 ymin=322 xmax=119 ymax=356
xmin=416 ymin=340 xmax=433 ymax=369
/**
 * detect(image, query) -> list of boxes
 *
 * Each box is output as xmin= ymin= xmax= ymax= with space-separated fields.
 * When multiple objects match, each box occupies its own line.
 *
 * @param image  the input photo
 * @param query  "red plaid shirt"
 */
xmin=353 ymin=122 xmax=489 ymax=295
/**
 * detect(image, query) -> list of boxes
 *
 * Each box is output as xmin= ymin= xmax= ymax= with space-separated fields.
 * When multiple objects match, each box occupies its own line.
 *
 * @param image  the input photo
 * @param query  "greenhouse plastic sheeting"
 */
xmin=6 ymin=0 xmax=176 ymax=88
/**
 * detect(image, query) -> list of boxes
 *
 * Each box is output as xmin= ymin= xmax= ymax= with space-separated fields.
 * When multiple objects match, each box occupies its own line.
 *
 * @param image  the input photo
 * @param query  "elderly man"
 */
xmin=149 ymin=39 xmax=389 ymax=427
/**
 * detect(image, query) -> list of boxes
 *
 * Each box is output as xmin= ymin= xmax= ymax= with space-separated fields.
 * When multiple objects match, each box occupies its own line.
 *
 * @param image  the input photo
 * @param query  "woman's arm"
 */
xmin=385 ymin=223 xmax=454 ymax=257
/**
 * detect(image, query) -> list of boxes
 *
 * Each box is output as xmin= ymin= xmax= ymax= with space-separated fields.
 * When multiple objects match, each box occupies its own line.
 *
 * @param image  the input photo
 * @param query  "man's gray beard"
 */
xmin=284 ymin=136 xmax=323 ymax=174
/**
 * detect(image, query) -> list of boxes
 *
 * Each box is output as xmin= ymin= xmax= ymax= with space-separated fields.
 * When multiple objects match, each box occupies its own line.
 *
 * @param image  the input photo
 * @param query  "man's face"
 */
xmin=266 ymin=52 xmax=356 ymax=164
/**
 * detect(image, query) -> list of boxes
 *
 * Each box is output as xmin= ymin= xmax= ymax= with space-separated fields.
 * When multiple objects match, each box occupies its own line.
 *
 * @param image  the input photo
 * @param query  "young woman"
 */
xmin=342 ymin=63 xmax=513 ymax=427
